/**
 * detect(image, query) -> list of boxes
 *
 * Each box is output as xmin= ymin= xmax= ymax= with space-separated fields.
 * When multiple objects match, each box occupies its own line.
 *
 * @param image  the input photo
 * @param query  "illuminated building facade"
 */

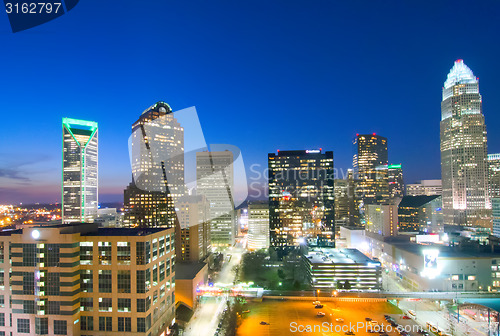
xmin=196 ymin=150 xmax=235 ymax=247
xmin=488 ymin=154 xmax=500 ymax=199
xmin=492 ymin=198 xmax=500 ymax=238
xmin=397 ymin=195 xmax=443 ymax=233
xmin=247 ymin=201 xmax=270 ymax=250
xmin=268 ymin=150 xmax=334 ymax=251
xmin=62 ymin=118 xmax=98 ymax=224
xmin=353 ymin=134 xmax=389 ymax=205
xmin=440 ymin=60 xmax=490 ymax=227
xmin=0 ymin=223 xmax=176 ymax=336
xmin=175 ymin=195 xmax=211 ymax=262
xmin=406 ymin=180 xmax=442 ymax=196
xmin=124 ymin=102 xmax=185 ymax=229
xmin=388 ymin=164 xmax=405 ymax=199
xmin=365 ymin=204 xmax=398 ymax=237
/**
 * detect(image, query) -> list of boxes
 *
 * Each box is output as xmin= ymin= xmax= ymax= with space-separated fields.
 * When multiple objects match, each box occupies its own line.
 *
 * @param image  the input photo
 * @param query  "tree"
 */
xmin=337 ymin=280 xmax=343 ymax=289
xmin=343 ymin=280 xmax=352 ymax=290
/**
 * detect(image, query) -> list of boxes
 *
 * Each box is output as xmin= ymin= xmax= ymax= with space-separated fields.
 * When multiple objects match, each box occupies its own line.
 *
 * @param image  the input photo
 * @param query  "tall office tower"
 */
xmin=406 ymin=180 xmax=442 ymax=196
xmin=124 ymin=102 xmax=185 ymax=228
xmin=440 ymin=60 xmax=490 ymax=227
xmin=268 ymin=150 xmax=334 ymax=252
xmin=488 ymin=154 xmax=500 ymax=199
xmin=175 ymin=195 xmax=211 ymax=262
xmin=196 ymin=150 xmax=235 ymax=247
xmin=388 ymin=164 xmax=405 ymax=199
xmin=334 ymin=179 xmax=350 ymax=230
xmin=353 ymin=134 xmax=389 ymax=205
xmin=0 ymin=223 xmax=176 ymax=336
xmin=347 ymin=169 xmax=361 ymax=226
xmin=247 ymin=201 xmax=270 ymax=250
xmin=62 ymin=118 xmax=98 ymax=223
xmin=492 ymin=198 xmax=500 ymax=237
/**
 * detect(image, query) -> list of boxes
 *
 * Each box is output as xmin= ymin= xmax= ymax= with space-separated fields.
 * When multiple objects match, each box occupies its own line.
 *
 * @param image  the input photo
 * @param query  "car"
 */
xmin=402 ymin=315 xmax=411 ymax=319
xmin=384 ymin=315 xmax=391 ymax=318
xmin=260 ymin=321 xmax=269 ymax=325
xmin=369 ymin=321 xmax=379 ymax=325
xmin=336 ymin=318 xmax=344 ymax=323
xmin=390 ymin=322 xmax=398 ymax=327
xmin=365 ymin=318 xmax=373 ymax=321
xmin=313 ymin=301 xmax=321 ymax=305
xmin=242 ymin=310 xmax=250 ymax=313
xmin=317 ymin=312 xmax=326 ymax=317
xmin=345 ymin=332 xmax=355 ymax=335
xmin=315 ymin=304 xmax=324 ymax=308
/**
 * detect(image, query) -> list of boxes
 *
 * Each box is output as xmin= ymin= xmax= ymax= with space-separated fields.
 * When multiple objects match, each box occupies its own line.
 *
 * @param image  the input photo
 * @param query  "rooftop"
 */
xmin=305 ymin=248 xmax=379 ymax=265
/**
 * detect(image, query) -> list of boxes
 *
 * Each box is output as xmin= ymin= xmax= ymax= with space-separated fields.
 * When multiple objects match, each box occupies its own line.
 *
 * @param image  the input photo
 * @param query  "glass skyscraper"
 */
xmin=440 ymin=60 xmax=490 ymax=227
xmin=353 ymin=134 xmax=389 ymax=205
xmin=62 ymin=118 xmax=98 ymax=223
xmin=124 ymin=102 xmax=185 ymax=229
xmin=268 ymin=149 xmax=334 ymax=251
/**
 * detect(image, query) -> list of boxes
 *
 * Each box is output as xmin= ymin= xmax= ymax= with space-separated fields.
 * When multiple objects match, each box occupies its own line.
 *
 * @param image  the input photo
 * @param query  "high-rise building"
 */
xmin=365 ymin=203 xmax=398 ymax=237
xmin=175 ymin=195 xmax=211 ymax=262
xmin=488 ymin=154 xmax=500 ymax=199
xmin=406 ymin=180 xmax=442 ymax=196
xmin=492 ymin=198 xmax=500 ymax=238
xmin=388 ymin=164 xmax=405 ymax=199
xmin=124 ymin=102 xmax=185 ymax=228
xmin=62 ymin=118 xmax=98 ymax=223
xmin=0 ymin=223 xmax=176 ymax=336
xmin=196 ymin=150 xmax=235 ymax=247
xmin=353 ymin=134 xmax=389 ymax=205
xmin=397 ymin=195 xmax=443 ymax=233
xmin=440 ymin=60 xmax=490 ymax=227
xmin=247 ymin=201 xmax=270 ymax=250
xmin=268 ymin=150 xmax=334 ymax=251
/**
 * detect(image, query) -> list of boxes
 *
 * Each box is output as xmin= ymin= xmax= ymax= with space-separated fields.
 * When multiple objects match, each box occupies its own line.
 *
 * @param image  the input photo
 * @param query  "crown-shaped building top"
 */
xmin=444 ymin=59 xmax=478 ymax=89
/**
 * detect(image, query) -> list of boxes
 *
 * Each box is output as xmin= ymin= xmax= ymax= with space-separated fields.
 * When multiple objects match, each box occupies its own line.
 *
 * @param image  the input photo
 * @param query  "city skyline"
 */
xmin=3 ymin=2 xmax=500 ymax=204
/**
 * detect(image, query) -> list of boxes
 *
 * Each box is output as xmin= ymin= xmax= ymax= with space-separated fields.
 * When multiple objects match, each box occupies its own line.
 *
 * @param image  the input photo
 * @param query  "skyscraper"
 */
xmin=488 ymin=154 xmax=500 ymax=199
xmin=62 ymin=118 xmax=98 ymax=223
xmin=124 ymin=102 xmax=185 ymax=228
xmin=268 ymin=149 xmax=334 ymax=251
xmin=248 ymin=200 xmax=270 ymax=250
xmin=353 ymin=134 xmax=389 ymax=205
xmin=440 ymin=60 xmax=490 ymax=227
xmin=388 ymin=164 xmax=405 ymax=199
xmin=196 ymin=150 xmax=235 ymax=247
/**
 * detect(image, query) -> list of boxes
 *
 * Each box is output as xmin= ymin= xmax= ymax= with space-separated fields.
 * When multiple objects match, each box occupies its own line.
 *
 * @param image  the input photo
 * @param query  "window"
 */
xmin=153 ymin=264 xmax=158 ymax=286
xmin=117 ymin=242 xmax=131 ymax=265
xmin=23 ymin=272 xmax=35 ymax=295
xmin=118 ymin=317 xmax=132 ymax=332
xmin=80 ymin=316 xmax=93 ymax=331
xmin=80 ymin=242 xmax=93 ymax=265
xmin=22 ymin=244 xmax=37 ymax=266
xmin=54 ymin=320 xmax=67 ymax=335
xmin=46 ymin=244 xmax=60 ymax=267
xmin=0 ymin=242 xmax=4 ymax=263
xmin=137 ymin=298 xmax=147 ymax=312
xmin=159 ymin=261 xmax=165 ymax=281
xmin=159 ymin=237 xmax=165 ymax=257
xmin=137 ymin=317 xmax=146 ymax=332
xmin=98 ymin=242 xmax=112 ymax=265
xmin=35 ymin=317 xmax=49 ymax=335
xmin=48 ymin=301 xmax=61 ymax=315
xmin=0 ymin=295 xmax=4 ymax=308
xmin=153 ymin=290 xmax=158 ymax=304
xmin=99 ymin=270 xmax=112 ymax=293
xmin=160 ymin=284 xmax=165 ymax=298
xmin=80 ymin=297 xmax=93 ymax=311
xmin=18 ymin=318 xmax=30 ymax=333
xmin=0 ymin=313 xmax=4 ymax=327
xmin=99 ymin=316 xmax=112 ymax=331
xmin=81 ymin=269 xmax=93 ymax=293
xmin=468 ymin=275 xmax=476 ymax=281
xmin=118 ymin=298 xmax=131 ymax=312
xmin=117 ymin=270 xmax=131 ymax=293
xmin=47 ymin=273 xmax=60 ymax=295
xmin=99 ymin=298 xmax=112 ymax=312
xmin=136 ymin=269 xmax=150 ymax=293
xmin=24 ymin=300 xmax=35 ymax=314
xmin=0 ymin=269 xmax=3 ymax=288
xmin=153 ymin=238 xmax=158 ymax=261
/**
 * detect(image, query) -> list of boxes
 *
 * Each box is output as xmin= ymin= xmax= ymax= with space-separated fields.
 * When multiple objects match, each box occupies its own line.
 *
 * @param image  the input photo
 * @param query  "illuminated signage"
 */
xmin=421 ymin=249 xmax=440 ymax=279
xmin=306 ymin=150 xmax=320 ymax=154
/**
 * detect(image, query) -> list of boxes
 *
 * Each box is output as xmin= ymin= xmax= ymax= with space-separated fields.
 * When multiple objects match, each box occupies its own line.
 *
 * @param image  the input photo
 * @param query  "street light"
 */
xmin=316 ymin=289 xmax=320 ymax=300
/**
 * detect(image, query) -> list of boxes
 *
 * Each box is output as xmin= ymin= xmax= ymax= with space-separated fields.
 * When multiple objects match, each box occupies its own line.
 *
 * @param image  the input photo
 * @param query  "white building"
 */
xmin=440 ymin=60 xmax=490 ymax=227
xmin=248 ymin=201 xmax=269 ymax=250
xmin=365 ymin=203 xmax=399 ymax=237
xmin=196 ymin=150 xmax=235 ymax=247
xmin=406 ymin=180 xmax=442 ymax=196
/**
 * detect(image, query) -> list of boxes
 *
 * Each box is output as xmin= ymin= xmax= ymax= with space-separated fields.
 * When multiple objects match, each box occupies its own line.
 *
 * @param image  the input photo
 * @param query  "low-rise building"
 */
xmin=0 ymin=223 xmax=176 ymax=336
xmin=303 ymin=247 xmax=381 ymax=291
xmin=398 ymin=195 xmax=443 ymax=233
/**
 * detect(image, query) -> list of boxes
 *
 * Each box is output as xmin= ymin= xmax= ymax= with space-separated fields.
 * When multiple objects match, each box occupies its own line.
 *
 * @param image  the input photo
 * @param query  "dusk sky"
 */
xmin=1 ymin=1 xmax=500 ymax=204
